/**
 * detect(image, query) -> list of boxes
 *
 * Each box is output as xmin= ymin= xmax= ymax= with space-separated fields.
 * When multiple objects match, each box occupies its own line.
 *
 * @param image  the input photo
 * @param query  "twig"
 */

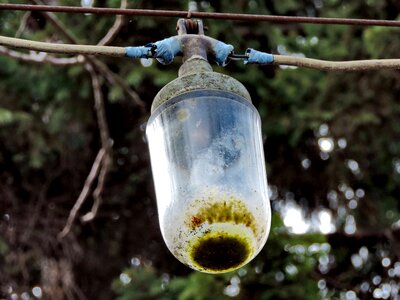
xmin=15 ymin=11 xmax=31 ymax=38
xmin=91 ymin=59 xmax=146 ymax=108
xmin=58 ymin=63 xmax=114 ymax=235
xmin=28 ymin=0 xmax=79 ymax=44
xmin=0 ymin=45 xmax=84 ymax=65
xmin=80 ymin=158 xmax=110 ymax=223
xmin=85 ymin=64 xmax=111 ymax=148
xmin=97 ymin=0 xmax=127 ymax=46
xmin=58 ymin=149 xmax=106 ymax=239
xmin=80 ymin=63 xmax=112 ymax=223
xmin=30 ymin=0 xmax=144 ymax=109
xmin=28 ymin=0 xmax=146 ymax=108
xmin=24 ymin=0 xmax=138 ymax=236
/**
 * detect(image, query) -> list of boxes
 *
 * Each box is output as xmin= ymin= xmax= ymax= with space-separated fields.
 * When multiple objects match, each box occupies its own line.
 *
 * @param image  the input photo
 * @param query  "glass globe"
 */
xmin=146 ymin=87 xmax=271 ymax=274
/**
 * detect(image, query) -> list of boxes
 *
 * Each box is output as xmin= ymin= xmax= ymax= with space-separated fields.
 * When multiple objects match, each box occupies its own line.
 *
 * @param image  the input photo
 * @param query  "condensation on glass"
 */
xmin=146 ymin=90 xmax=271 ymax=273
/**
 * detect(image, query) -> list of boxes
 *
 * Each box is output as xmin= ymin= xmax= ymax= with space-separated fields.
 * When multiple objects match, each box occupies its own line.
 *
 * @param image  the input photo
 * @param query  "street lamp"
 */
xmin=145 ymin=20 xmax=271 ymax=273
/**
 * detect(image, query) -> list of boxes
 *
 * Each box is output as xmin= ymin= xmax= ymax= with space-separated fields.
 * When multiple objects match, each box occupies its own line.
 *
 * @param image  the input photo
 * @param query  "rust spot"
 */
xmin=191 ymin=216 xmax=203 ymax=229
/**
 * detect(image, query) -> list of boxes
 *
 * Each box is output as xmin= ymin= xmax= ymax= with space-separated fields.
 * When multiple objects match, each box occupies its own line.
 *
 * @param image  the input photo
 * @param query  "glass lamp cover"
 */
xmin=146 ymin=89 xmax=271 ymax=273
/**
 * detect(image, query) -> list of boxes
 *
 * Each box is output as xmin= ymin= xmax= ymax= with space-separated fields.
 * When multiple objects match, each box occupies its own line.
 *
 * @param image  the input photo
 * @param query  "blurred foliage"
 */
xmin=0 ymin=0 xmax=399 ymax=299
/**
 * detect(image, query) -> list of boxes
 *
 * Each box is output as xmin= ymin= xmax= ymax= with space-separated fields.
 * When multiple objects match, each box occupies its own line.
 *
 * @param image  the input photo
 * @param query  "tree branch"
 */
xmin=80 ymin=157 xmax=110 ymax=223
xmin=80 ymin=63 xmax=112 ymax=223
xmin=84 ymin=64 xmax=111 ymax=150
xmin=97 ymin=0 xmax=127 ymax=46
xmin=28 ymin=0 xmax=79 ymax=44
xmin=0 ymin=36 xmax=146 ymax=108
xmin=28 ymin=0 xmax=146 ymax=109
xmin=19 ymin=0 xmax=144 ymax=238
xmin=0 ymin=45 xmax=84 ymax=65
xmin=15 ymin=11 xmax=30 ymax=38
xmin=91 ymin=58 xmax=146 ymax=108
xmin=58 ymin=149 xmax=106 ymax=239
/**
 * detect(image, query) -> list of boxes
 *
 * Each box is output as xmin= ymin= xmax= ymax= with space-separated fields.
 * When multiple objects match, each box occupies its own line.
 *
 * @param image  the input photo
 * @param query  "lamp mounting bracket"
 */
xmin=177 ymin=19 xmax=205 ymax=35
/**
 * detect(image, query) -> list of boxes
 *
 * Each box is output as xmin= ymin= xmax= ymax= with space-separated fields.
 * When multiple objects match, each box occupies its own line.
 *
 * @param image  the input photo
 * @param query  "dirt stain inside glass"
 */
xmin=190 ymin=234 xmax=250 ymax=272
xmin=185 ymin=198 xmax=257 ymax=272
xmin=188 ymin=198 xmax=257 ymax=234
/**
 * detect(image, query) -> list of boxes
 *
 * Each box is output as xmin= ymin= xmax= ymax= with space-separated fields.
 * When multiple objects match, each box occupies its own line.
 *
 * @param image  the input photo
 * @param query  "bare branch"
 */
xmin=24 ymin=0 xmax=145 ymax=238
xmin=84 ymin=63 xmax=112 ymax=149
xmin=15 ymin=11 xmax=31 ymax=38
xmin=91 ymin=59 xmax=146 ymax=108
xmin=58 ymin=149 xmax=105 ymax=239
xmin=81 ymin=157 xmax=111 ymax=223
xmin=28 ymin=0 xmax=146 ymax=108
xmin=80 ymin=63 xmax=113 ymax=223
xmin=97 ymin=0 xmax=127 ymax=46
xmin=0 ymin=45 xmax=84 ymax=65
xmin=28 ymin=0 xmax=78 ymax=44
xmin=59 ymin=63 xmax=114 ymax=234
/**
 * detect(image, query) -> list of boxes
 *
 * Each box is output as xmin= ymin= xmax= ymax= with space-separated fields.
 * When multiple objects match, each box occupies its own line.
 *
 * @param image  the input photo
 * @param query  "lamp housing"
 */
xmin=146 ymin=56 xmax=271 ymax=273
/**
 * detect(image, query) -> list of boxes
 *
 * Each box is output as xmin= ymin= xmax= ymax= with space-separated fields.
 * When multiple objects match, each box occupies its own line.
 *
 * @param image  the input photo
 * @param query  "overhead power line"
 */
xmin=1 ymin=34 xmax=400 ymax=72
xmin=1 ymin=3 xmax=400 ymax=27
xmin=0 ymin=35 xmax=125 ymax=57
xmin=272 ymin=55 xmax=400 ymax=71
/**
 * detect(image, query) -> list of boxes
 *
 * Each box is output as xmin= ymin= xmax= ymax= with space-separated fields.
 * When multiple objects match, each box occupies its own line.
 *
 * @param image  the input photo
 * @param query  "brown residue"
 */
xmin=191 ymin=216 xmax=203 ymax=229
xmin=188 ymin=197 xmax=257 ymax=235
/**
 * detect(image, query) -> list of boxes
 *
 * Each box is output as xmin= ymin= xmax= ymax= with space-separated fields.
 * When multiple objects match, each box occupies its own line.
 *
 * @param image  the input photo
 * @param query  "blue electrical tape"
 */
xmin=125 ymin=37 xmax=181 ymax=64
xmin=245 ymin=48 xmax=274 ymax=64
xmin=125 ymin=46 xmax=151 ymax=59
xmin=213 ymin=41 xmax=234 ymax=66
xmin=153 ymin=36 xmax=182 ymax=65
